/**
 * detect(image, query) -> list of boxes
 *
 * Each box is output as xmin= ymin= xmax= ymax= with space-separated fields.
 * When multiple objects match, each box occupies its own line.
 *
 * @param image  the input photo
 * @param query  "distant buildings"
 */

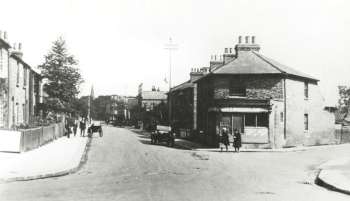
xmin=0 ymin=31 xmax=42 ymax=129
xmin=169 ymin=35 xmax=335 ymax=148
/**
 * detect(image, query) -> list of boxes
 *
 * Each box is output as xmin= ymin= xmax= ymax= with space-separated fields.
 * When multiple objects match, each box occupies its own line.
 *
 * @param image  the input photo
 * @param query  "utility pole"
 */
xmin=164 ymin=37 xmax=178 ymax=126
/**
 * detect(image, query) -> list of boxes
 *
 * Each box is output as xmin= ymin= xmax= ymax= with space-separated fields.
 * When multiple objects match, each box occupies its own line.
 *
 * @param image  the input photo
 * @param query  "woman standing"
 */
xmin=220 ymin=127 xmax=230 ymax=152
xmin=233 ymin=129 xmax=242 ymax=152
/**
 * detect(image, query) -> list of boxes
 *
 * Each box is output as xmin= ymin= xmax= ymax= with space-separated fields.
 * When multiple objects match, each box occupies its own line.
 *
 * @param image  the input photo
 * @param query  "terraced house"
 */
xmin=170 ymin=36 xmax=335 ymax=148
xmin=0 ymin=31 xmax=42 ymax=129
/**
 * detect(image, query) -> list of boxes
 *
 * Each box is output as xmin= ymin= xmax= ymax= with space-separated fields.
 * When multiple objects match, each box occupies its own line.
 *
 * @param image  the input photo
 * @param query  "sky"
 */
xmin=0 ymin=0 xmax=349 ymax=105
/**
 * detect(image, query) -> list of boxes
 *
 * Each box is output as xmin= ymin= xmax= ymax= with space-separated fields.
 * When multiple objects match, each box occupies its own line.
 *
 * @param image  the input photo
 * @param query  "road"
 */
xmin=0 ymin=126 xmax=350 ymax=201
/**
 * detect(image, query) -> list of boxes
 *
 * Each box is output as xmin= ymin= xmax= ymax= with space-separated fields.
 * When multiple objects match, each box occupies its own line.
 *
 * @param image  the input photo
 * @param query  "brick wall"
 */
xmin=213 ymin=75 xmax=283 ymax=100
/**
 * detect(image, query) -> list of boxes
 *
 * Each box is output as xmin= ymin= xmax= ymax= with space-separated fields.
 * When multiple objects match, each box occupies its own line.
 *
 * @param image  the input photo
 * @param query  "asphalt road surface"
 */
xmin=1 ymin=126 xmax=350 ymax=201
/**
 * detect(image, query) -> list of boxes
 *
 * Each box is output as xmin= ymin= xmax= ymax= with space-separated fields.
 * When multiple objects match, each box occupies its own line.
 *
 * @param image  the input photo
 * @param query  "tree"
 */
xmin=338 ymin=86 xmax=350 ymax=113
xmin=92 ymin=96 xmax=111 ymax=120
xmin=39 ymin=37 xmax=83 ymax=113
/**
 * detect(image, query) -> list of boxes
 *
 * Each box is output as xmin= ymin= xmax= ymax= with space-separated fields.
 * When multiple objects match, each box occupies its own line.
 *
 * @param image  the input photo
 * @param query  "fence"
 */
xmin=335 ymin=125 xmax=350 ymax=144
xmin=0 ymin=122 xmax=65 ymax=152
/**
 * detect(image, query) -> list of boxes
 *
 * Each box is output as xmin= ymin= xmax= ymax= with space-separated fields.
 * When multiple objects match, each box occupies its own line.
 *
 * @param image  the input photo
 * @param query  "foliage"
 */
xmin=338 ymin=86 xmax=350 ymax=113
xmin=92 ymin=96 xmax=111 ymax=121
xmin=38 ymin=37 xmax=83 ymax=113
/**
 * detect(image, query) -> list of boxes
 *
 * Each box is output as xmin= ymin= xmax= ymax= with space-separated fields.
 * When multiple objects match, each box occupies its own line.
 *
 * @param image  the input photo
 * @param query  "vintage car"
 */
xmin=87 ymin=121 xmax=103 ymax=137
xmin=150 ymin=125 xmax=175 ymax=147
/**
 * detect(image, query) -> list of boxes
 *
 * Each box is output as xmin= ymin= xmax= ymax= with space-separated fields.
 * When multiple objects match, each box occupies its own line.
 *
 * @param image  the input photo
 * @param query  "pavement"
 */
xmin=0 ymin=134 xmax=89 ymax=182
xmin=316 ymin=158 xmax=350 ymax=195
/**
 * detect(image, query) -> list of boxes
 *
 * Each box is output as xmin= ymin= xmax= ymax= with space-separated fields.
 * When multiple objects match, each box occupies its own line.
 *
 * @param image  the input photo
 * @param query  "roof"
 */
xmin=170 ymin=80 xmax=194 ymax=93
xmin=0 ymin=38 xmax=10 ymax=49
xmin=196 ymin=51 xmax=318 ymax=82
xmin=141 ymin=91 xmax=167 ymax=100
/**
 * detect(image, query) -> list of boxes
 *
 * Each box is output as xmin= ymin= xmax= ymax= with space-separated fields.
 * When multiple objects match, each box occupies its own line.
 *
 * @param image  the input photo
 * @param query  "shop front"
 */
xmin=209 ymin=107 xmax=270 ymax=145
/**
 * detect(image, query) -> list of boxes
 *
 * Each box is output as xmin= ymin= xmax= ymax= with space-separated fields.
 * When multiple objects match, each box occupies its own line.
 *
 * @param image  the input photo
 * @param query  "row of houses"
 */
xmin=0 ymin=31 xmax=42 ymax=129
xmin=168 ymin=36 xmax=336 ymax=148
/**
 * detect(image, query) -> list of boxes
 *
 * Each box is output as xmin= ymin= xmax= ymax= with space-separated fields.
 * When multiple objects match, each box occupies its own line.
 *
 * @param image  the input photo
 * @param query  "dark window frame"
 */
xmin=304 ymin=113 xmax=309 ymax=131
xmin=304 ymin=82 xmax=309 ymax=99
xmin=229 ymin=78 xmax=246 ymax=97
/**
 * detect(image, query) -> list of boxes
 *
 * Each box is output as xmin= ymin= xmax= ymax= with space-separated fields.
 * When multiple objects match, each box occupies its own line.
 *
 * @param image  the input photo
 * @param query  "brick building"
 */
xmin=171 ymin=36 xmax=335 ymax=148
xmin=0 ymin=31 xmax=42 ymax=129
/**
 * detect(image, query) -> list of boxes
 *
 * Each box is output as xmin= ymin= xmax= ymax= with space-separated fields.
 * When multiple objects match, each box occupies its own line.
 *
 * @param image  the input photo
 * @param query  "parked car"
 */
xmin=150 ymin=125 xmax=175 ymax=147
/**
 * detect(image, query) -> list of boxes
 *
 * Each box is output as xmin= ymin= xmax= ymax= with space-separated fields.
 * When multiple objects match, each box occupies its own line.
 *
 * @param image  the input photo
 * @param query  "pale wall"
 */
xmin=285 ymin=79 xmax=335 ymax=146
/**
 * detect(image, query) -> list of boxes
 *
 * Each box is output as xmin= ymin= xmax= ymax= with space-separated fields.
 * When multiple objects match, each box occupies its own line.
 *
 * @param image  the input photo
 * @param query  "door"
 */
xmin=232 ymin=114 xmax=244 ymax=133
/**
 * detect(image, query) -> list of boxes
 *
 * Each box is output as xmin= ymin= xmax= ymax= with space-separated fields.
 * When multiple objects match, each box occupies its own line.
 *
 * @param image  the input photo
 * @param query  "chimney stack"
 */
xmin=3 ymin=31 xmax=7 ymax=40
xmin=11 ymin=42 xmax=23 ymax=58
xmin=238 ymin=36 xmax=242 ymax=44
xmin=245 ymin=36 xmax=249 ymax=44
xmin=235 ymin=35 xmax=260 ymax=55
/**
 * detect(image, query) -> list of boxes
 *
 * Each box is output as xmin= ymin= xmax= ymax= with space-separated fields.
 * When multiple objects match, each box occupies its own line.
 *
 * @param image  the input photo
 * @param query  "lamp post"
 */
xmin=164 ymin=37 xmax=178 ymax=126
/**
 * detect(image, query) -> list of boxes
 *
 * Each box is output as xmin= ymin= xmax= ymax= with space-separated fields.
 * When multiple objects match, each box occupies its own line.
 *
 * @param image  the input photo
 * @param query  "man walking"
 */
xmin=80 ymin=118 xmax=86 ymax=137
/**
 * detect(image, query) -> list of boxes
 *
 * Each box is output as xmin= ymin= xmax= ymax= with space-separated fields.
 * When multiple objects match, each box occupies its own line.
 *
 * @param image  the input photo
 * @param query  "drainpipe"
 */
xmin=283 ymin=76 xmax=287 ymax=140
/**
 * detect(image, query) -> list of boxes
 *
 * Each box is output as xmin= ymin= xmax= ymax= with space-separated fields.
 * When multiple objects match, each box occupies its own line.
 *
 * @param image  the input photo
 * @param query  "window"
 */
xmin=280 ymin=112 xmax=284 ymax=123
xmin=245 ymin=113 xmax=256 ymax=126
xmin=16 ymin=62 xmax=20 ymax=86
xmin=23 ymin=67 xmax=27 ymax=86
xmin=304 ymin=114 xmax=309 ymax=131
xmin=230 ymin=79 xmax=246 ymax=97
xmin=304 ymin=82 xmax=308 ymax=99
xmin=244 ymin=113 xmax=268 ymax=127
xmin=257 ymin=113 xmax=268 ymax=127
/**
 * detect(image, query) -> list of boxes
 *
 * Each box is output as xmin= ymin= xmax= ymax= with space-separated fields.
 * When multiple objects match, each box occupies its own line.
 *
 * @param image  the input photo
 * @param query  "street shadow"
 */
xmin=137 ymin=138 xmax=191 ymax=150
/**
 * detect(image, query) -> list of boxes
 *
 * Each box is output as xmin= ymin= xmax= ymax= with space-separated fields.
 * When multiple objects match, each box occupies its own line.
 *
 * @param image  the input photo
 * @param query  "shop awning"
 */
xmin=208 ymin=107 xmax=268 ymax=113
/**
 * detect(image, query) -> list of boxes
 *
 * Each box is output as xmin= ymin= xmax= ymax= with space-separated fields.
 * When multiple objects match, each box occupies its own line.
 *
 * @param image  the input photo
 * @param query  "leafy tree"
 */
xmin=338 ymin=86 xmax=350 ymax=113
xmin=39 ymin=37 xmax=83 ymax=113
xmin=92 ymin=96 xmax=111 ymax=120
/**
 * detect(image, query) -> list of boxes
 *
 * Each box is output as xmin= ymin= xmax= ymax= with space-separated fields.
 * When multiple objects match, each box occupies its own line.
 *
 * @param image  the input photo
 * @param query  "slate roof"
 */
xmin=196 ymin=51 xmax=318 ymax=82
xmin=170 ymin=81 xmax=193 ymax=93
xmin=141 ymin=91 xmax=167 ymax=100
xmin=0 ymin=38 xmax=10 ymax=49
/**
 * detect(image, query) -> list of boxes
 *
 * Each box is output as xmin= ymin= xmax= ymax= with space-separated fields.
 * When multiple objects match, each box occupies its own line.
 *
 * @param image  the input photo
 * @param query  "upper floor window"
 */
xmin=16 ymin=62 xmax=20 ymax=85
xmin=23 ymin=67 xmax=27 ymax=86
xmin=230 ymin=79 xmax=246 ymax=97
xmin=304 ymin=82 xmax=308 ymax=99
xmin=304 ymin=113 xmax=309 ymax=131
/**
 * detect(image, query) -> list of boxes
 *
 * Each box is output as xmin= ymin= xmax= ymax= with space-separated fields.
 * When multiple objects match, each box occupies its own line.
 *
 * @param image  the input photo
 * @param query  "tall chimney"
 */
xmin=238 ymin=36 xmax=242 ymax=44
xmin=251 ymin=36 xmax=255 ymax=44
xmin=245 ymin=36 xmax=249 ymax=44
xmin=11 ymin=42 xmax=23 ymax=58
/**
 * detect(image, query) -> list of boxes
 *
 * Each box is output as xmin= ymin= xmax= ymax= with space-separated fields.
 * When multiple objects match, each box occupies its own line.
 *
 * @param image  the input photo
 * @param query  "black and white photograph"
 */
xmin=0 ymin=0 xmax=350 ymax=200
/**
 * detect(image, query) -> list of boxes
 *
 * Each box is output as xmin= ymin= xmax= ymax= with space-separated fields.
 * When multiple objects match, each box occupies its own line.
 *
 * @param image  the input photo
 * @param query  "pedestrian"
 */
xmin=233 ymin=128 xmax=242 ymax=152
xmin=73 ymin=119 xmax=78 ymax=137
xmin=80 ymin=118 xmax=86 ymax=137
xmin=220 ymin=127 xmax=229 ymax=152
xmin=65 ymin=119 xmax=71 ymax=138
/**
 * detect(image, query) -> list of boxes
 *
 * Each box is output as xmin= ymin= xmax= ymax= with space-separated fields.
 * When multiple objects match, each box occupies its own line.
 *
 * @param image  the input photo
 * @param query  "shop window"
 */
xmin=245 ymin=113 xmax=256 ymax=127
xmin=304 ymin=114 xmax=309 ymax=131
xmin=257 ymin=113 xmax=268 ymax=127
xmin=230 ymin=79 xmax=246 ymax=97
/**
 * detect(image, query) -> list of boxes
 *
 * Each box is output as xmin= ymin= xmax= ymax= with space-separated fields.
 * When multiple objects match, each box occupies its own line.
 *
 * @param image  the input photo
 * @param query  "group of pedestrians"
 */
xmin=219 ymin=127 xmax=242 ymax=152
xmin=65 ymin=117 xmax=87 ymax=138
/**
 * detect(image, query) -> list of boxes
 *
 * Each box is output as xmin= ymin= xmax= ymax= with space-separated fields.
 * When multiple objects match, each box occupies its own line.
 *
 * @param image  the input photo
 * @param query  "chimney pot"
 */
xmin=13 ymin=43 xmax=16 ymax=50
xmin=4 ymin=31 xmax=7 ymax=40
xmin=245 ymin=36 xmax=249 ymax=44
xmin=238 ymin=36 xmax=242 ymax=44
xmin=229 ymin=48 xmax=232 ymax=53
xmin=214 ymin=55 xmax=217 ymax=60
xmin=252 ymin=36 xmax=255 ymax=44
xmin=224 ymin=48 xmax=228 ymax=53
xmin=18 ymin=43 xmax=22 ymax=50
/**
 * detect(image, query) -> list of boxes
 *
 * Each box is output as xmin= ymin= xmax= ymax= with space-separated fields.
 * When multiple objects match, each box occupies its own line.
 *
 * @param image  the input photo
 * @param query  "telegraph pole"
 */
xmin=164 ymin=37 xmax=178 ymax=126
